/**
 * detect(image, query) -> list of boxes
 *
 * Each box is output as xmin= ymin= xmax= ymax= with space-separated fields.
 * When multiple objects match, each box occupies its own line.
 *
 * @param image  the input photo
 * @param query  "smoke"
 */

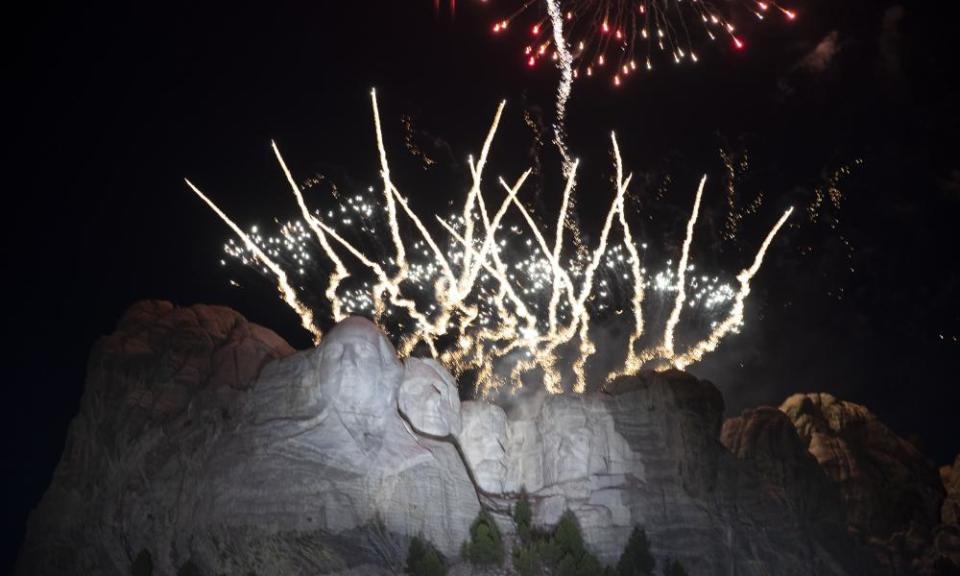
xmin=939 ymin=170 xmax=960 ymax=198
xmin=777 ymin=31 xmax=842 ymax=97
xmin=878 ymin=5 xmax=905 ymax=78
xmin=798 ymin=31 xmax=841 ymax=74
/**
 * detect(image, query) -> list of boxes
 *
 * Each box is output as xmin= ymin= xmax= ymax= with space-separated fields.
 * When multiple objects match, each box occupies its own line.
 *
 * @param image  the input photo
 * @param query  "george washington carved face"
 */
xmin=315 ymin=317 xmax=403 ymax=451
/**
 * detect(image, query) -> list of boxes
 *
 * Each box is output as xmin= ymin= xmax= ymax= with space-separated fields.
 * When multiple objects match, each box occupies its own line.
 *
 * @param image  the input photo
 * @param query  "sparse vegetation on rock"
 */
xmin=661 ymin=558 xmax=688 ymax=576
xmin=176 ymin=559 xmax=202 ymax=576
xmin=511 ymin=508 xmax=612 ymax=576
xmin=513 ymin=487 xmax=533 ymax=544
xmin=461 ymin=510 xmax=505 ymax=566
xmin=406 ymin=535 xmax=446 ymax=576
xmin=131 ymin=549 xmax=153 ymax=576
xmin=617 ymin=526 xmax=656 ymax=576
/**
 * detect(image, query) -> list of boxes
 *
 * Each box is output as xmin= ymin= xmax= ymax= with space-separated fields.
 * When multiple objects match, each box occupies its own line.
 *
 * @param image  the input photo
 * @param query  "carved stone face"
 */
xmin=556 ymin=427 xmax=591 ymax=482
xmin=458 ymin=401 xmax=508 ymax=493
xmin=540 ymin=398 xmax=592 ymax=484
xmin=315 ymin=317 xmax=403 ymax=450
xmin=398 ymin=358 xmax=462 ymax=437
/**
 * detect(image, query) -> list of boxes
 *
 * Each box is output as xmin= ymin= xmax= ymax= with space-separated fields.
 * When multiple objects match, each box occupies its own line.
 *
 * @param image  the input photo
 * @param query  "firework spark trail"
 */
xmin=562 ymin=142 xmax=633 ymax=392
xmin=271 ymin=141 xmax=351 ymax=322
xmin=387 ymin=182 xmax=457 ymax=287
xmin=434 ymin=107 xmax=517 ymax=375
xmin=545 ymin=0 xmax=575 ymax=178
xmin=435 ymin=244 xmax=525 ymax=390
xmin=374 ymin=92 xmax=509 ymax=357
xmin=435 ymin=217 xmax=528 ymax=316
xmin=469 ymin=176 xmax=546 ymax=392
xmin=201 ymin=92 xmax=794 ymax=396
xmin=673 ymin=206 xmax=794 ymax=369
xmin=307 ymin=212 xmax=440 ymax=356
xmin=462 ymin=101 xmax=507 ymax=284
xmin=494 ymin=177 xmax=578 ymax=392
xmin=434 ymin=170 xmax=534 ymax=388
xmin=462 ymin=170 xmax=532 ymax=300
xmin=609 ymin=133 xmax=648 ymax=377
xmin=370 ymin=89 xmax=406 ymax=270
xmin=570 ymin=152 xmax=630 ymax=319
xmin=438 ymin=178 xmax=556 ymax=395
xmin=505 ymin=185 xmax=577 ymax=309
xmin=185 ymin=178 xmax=322 ymax=342
xmin=548 ymin=159 xmax=579 ymax=333
xmin=466 ymin=178 xmax=538 ymax=336
xmin=567 ymin=172 xmax=634 ymax=392
xmin=370 ymin=90 xmax=404 ymax=324
xmin=662 ymin=174 xmax=707 ymax=357
xmin=371 ymin=91 xmax=472 ymax=355
xmin=542 ymin=0 xmax=588 ymax=270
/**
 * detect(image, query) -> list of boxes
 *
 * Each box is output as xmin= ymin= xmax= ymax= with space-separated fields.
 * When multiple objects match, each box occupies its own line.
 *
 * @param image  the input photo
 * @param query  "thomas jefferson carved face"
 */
xmin=398 ymin=358 xmax=461 ymax=437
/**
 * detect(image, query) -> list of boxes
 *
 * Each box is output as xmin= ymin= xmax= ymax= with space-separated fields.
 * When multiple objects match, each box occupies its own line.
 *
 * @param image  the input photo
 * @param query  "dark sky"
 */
xmin=5 ymin=0 xmax=959 ymax=571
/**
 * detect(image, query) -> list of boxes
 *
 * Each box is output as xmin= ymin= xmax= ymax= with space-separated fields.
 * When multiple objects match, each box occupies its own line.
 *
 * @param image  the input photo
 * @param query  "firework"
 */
xmin=485 ymin=0 xmax=797 ymax=85
xmin=190 ymin=91 xmax=792 ymax=395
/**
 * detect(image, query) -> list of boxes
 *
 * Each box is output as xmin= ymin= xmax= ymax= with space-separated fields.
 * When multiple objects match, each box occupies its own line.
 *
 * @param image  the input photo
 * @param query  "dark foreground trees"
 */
xmin=406 ymin=535 xmax=446 ymax=576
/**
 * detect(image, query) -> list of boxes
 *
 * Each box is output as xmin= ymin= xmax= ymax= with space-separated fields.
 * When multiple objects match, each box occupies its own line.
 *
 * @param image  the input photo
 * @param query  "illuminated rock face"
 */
xmin=399 ymin=357 xmax=462 ymax=438
xmin=190 ymin=315 xmax=480 ymax=559
xmin=458 ymin=401 xmax=508 ymax=493
xmin=459 ymin=373 xmax=732 ymax=568
xmin=17 ymin=304 xmax=479 ymax=576
xmin=17 ymin=303 xmax=953 ymax=576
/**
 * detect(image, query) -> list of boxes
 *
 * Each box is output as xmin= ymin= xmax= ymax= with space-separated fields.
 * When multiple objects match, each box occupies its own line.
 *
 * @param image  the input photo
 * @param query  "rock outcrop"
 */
xmin=721 ymin=406 xmax=842 ymax=525
xmin=721 ymin=404 xmax=888 ymax=574
xmin=18 ymin=304 xmax=478 ymax=576
xmin=780 ymin=393 xmax=945 ymax=540
xmin=941 ymin=456 xmax=960 ymax=525
xmin=16 ymin=302 xmax=958 ymax=575
xmin=778 ymin=393 xmax=949 ymax=573
xmin=937 ymin=456 xmax=960 ymax=571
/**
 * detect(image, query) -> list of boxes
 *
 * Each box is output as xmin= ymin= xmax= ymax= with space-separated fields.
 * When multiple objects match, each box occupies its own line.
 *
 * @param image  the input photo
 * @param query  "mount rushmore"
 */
xmin=16 ymin=301 xmax=960 ymax=575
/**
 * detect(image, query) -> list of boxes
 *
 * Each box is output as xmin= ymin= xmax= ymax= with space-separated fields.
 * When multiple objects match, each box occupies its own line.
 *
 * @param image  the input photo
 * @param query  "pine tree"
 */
xmin=513 ymin=544 xmax=540 ymax=576
xmin=554 ymin=511 xmax=586 ymax=560
xmin=513 ymin=487 xmax=534 ymax=543
xmin=176 ymin=561 xmax=202 ymax=576
xmin=406 ymin=535 xmax=447 ymax=576
xmin=617 ymin=526 xmax=656 ymax=576
xmin=551 ymin=511 xmax=610 ymax=576
xmin=131 ymin=550 xmax=153 ymax=576
xmin=512 ymin=507 xmax=617 ymax=576
xmin=462 ymin=511 xmax=505 ymax=565
xmin=407 ymin=537 xmax=427 ymax=575
xmin=662 ymin=558 xmax=688 ymax=576
xmin=419 ymin=548 xmax=445 ymax=576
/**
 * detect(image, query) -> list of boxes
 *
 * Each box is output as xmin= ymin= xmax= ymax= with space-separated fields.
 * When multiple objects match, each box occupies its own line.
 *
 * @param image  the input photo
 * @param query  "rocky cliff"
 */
xmin=17 ymin=302 xmax=959 ymax=575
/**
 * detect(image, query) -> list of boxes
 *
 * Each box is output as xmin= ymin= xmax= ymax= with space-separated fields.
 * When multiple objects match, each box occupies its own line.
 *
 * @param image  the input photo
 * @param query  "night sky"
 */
xmin=5 ymin=1 xmax=959 ymax=571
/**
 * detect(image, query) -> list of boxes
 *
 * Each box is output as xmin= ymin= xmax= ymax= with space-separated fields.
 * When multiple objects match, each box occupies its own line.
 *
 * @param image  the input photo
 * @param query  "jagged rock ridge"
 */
xmin=17 ymin=302 xmax=959 ymax=575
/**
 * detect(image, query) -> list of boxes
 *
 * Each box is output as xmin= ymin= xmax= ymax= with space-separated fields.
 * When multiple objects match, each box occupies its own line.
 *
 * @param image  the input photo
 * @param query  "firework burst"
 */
xmin=190 ymin=91 xmax=792 ymax=396
xmin=484 ymin=0 xmax=797 ymax=85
